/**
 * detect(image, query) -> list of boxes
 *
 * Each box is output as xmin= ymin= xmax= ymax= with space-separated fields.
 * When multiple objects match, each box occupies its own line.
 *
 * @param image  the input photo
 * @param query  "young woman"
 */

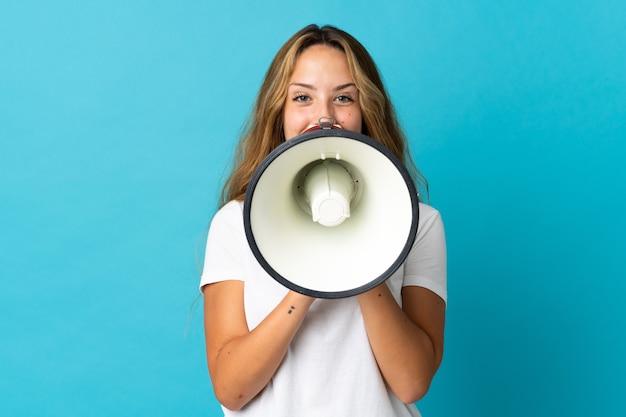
xmin=201 ymin=24 xmax=447 ymax=416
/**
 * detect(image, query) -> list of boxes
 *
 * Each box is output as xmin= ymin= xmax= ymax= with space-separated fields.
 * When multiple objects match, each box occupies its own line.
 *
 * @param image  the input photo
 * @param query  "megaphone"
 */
xmin=243 ymin=127 xmax=419 ymax=299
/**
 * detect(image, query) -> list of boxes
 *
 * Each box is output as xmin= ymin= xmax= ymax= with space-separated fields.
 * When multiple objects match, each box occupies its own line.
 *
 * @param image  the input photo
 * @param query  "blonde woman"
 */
xmin=201 ymin=24 xmax=446 ymax=416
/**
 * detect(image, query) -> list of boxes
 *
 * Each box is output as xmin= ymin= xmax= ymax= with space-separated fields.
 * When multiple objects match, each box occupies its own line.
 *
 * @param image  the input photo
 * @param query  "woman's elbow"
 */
xmin=396 ymin=345 xmax=444 ymax=403
xmin=213 ymin=386 xmax=248 ymax=412
xmin=393 ymin=375 xmax=433 ymax=404
xmin=210 ymin=375 xmax=253 ymax=411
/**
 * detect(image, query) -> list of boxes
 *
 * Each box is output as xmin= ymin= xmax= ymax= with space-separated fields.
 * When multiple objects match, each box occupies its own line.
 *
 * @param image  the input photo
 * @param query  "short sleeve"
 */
xmin=402 ymin=203 xmax=447 ymax=304
xmin=199 ymin=200 xmax=247 ymax=290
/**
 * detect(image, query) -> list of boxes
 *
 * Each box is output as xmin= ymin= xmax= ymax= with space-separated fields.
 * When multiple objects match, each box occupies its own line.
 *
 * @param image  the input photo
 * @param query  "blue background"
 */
xmin=1 ymin=1 xmax=624 ymax=416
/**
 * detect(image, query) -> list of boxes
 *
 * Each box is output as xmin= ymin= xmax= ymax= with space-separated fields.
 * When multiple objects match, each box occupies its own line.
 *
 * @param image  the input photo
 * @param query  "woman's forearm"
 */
xmin=204 ymin=284 xmax=314 ymax=410
xmin=357 ymin=284 xmax=445 ymax=403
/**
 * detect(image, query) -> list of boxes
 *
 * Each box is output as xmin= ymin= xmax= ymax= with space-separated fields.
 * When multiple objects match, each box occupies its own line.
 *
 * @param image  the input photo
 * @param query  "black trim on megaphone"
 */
xmin=243 ymin=129 xmax=419 ymax=299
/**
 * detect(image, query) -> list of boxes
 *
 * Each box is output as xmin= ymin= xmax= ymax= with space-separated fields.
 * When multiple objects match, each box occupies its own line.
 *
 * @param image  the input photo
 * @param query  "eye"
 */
xmin=335 ymin=94 xmax=354 ymax=104
xmin=292 ymin=93 xmax=310 ymax=102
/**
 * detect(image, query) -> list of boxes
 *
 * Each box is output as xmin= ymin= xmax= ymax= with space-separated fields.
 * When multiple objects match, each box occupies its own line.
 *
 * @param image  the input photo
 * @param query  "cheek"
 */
xmin=283 ymin=108 xmax=296 ymax=128
xmin=284 ymin=105 xmax=305 ymax=124
xmin=282 ymin=107 xmax=307 ymax=140
xmin=343 ymin=110 xmax=363 ymax=132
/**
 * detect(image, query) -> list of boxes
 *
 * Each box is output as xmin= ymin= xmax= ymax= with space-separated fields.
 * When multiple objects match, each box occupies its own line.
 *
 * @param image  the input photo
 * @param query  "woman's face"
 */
xmin=283 ymin=44 xmax=362 ymax=140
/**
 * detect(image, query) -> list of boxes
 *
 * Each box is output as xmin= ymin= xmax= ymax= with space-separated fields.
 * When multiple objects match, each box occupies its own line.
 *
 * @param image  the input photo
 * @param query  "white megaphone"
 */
xmin=243 ymin=127 xmax=419 ymax=298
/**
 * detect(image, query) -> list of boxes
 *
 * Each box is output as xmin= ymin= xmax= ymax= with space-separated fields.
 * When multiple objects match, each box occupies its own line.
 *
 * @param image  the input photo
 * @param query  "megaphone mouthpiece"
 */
xmin=304 ymin=161 xmax=353 ymax=227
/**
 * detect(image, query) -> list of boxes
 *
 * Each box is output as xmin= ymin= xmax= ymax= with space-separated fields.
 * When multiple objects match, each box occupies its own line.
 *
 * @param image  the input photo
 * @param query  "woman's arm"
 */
xmin=357 ymin=284 xmax=445 ymax=403
xmin=202 ymin=280 xmax=315 ymax=411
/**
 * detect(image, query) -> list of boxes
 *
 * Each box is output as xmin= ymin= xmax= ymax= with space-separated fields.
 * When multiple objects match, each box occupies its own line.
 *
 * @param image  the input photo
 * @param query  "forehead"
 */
xmin=290 ymin=44 xmax=352 ymax=81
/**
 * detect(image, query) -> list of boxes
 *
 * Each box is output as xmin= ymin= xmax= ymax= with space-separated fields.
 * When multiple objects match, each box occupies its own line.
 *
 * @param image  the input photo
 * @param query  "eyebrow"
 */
xmin=289 ymin=82 xmax=357 ymax=91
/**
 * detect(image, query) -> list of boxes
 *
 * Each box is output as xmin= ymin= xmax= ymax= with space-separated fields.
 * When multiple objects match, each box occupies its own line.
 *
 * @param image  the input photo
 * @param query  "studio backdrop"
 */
xmin=1 ymin=1 xmax=624 ymax=416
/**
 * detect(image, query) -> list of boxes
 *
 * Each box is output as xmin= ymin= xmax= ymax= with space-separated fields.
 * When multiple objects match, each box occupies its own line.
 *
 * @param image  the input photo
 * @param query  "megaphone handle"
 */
xmin=319 ymin=116 xmax=334 ymax=129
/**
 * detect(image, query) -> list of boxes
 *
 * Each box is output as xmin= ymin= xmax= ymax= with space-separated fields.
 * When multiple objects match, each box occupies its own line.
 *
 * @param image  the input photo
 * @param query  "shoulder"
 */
xmin=417 ymin=203 xmax=445 ymax=236
xmin=214 ymin=200 xmax=244 ymax=220
xmin=417 ymin=202 xmax=441 ymax=219
xmin=206 ymin=200 xmax=246 ymax=247
xmin=209 ymin=200 xmax=244 ymax=229
xmin=404 ymin=203 xmax=447 ymax=302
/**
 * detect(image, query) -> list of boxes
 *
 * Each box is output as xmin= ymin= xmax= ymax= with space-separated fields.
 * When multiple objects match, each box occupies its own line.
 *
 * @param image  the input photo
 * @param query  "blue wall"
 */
xmin=1 ymin=1 xmax=624 ymax=416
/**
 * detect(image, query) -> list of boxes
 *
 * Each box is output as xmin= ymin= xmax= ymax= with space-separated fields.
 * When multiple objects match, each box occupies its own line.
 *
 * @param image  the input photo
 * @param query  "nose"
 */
xmin=314 ymin=103 xmax=342 ymax=130
xmin=316 ymin=102 xmax=335 ymax=126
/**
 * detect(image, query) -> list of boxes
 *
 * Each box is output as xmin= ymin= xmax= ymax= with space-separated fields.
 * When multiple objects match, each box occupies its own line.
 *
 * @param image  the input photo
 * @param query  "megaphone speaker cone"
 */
xmin=243 ymin=129 xmax=419 ymax=299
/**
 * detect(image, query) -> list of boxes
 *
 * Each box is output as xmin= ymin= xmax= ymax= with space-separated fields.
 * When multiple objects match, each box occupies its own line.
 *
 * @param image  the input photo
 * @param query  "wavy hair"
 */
xmin=219 ymin=24 xmax=427 ymax=206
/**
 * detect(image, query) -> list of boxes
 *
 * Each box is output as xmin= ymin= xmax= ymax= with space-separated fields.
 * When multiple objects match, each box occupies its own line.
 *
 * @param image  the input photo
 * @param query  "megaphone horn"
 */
xmin=243 ymin=128 xmax=419 ymax=299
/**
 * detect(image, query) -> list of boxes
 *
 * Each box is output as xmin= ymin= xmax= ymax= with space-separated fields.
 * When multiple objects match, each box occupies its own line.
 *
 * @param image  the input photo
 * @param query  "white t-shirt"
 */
xmin=201 ymin=200 xmax=447 ymax=416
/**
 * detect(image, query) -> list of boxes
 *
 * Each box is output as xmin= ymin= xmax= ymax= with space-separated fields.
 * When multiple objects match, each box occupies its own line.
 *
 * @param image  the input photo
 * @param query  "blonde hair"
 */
xmin=220 ymin=24 xmax=427 ymax=206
